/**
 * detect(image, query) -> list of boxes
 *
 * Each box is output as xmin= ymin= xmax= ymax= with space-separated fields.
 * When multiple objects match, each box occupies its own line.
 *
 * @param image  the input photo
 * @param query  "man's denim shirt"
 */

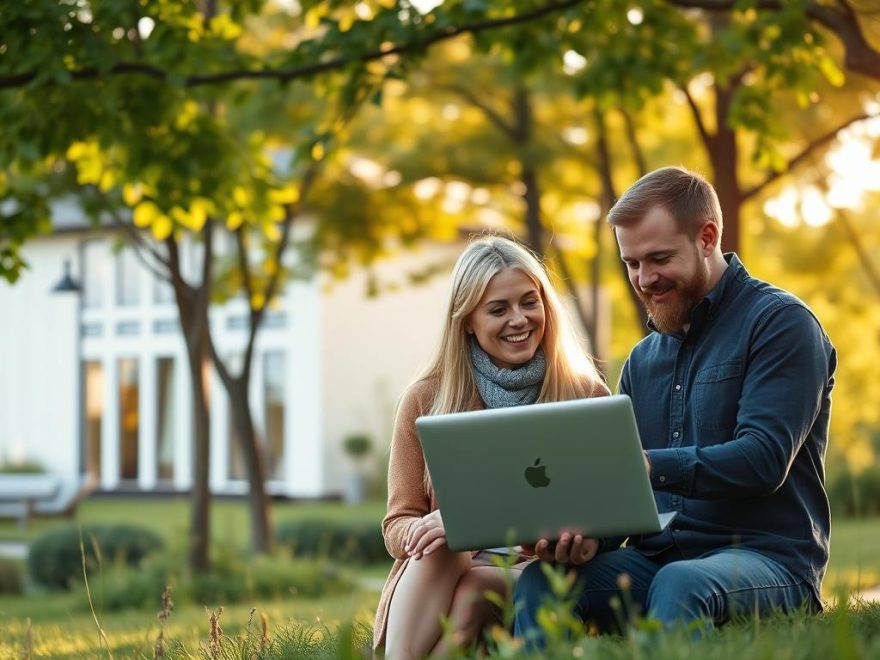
xmin=618 ymin=254 xmax=836 ymax=605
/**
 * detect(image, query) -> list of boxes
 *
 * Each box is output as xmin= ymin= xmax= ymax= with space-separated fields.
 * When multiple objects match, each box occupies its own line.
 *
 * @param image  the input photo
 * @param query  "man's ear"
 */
xmin=698 ymin=221 xmax=720 ymax=255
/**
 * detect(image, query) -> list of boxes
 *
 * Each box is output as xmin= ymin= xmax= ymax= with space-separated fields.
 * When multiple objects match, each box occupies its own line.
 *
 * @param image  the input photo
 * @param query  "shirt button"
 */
xmin=674 ymin=384 xmax=681 ymax=391
xmin=673 ymin=528 xmax=680 ymax=534
xmin=672 ymin=431 xmax=680 ymax=439
xmin=659 ymin=476 xmax=666 ymax=483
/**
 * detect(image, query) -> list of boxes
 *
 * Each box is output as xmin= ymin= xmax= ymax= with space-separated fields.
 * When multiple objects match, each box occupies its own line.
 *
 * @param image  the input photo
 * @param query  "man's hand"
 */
xmin=523 ymin=534 xmax=599 ymax=565
xmin=643 ymin=450 xmax=651 ymax=478
xmin=405 ymin=510 xmax=447 ymax=560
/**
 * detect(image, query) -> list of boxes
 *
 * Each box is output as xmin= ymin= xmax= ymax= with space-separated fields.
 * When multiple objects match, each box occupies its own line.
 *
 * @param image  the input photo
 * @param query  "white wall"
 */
xmin=320 ymin=243 xmax=461 ymax=495
xmin=0 ymin=235 xmax=82 ymax=482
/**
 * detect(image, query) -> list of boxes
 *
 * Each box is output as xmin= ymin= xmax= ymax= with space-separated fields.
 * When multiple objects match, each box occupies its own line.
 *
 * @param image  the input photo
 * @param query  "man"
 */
xmin=514 ymin=166 xmax=837 ymax=644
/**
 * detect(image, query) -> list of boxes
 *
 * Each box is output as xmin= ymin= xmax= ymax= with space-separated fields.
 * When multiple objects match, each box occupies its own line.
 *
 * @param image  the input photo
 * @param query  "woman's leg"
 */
xmin=384 ymin=546 xmax=472 ymax=660
xmin=430 ymin=565 xmax=514 ymax=656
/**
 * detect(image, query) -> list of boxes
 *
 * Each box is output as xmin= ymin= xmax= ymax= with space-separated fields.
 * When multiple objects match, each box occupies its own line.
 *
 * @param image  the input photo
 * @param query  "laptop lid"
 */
xmin=416 ymin=394 xmax=675 ymax=552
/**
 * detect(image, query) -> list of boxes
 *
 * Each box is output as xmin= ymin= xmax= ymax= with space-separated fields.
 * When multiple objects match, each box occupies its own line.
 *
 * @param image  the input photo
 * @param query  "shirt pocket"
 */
xmin=694 ymin=359 xmax=744 ymax=432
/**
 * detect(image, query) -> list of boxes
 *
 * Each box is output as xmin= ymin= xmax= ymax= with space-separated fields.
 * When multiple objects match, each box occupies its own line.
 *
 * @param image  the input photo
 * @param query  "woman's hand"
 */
xmin=405 ymin=510 xmax=448 ymax=559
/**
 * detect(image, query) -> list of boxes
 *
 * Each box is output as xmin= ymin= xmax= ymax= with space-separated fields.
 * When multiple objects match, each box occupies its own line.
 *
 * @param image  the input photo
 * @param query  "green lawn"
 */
xmin=0 ymin=495 xmax=386 ymax=547
xmin=2 ymin=499 xmax=880 ymax=657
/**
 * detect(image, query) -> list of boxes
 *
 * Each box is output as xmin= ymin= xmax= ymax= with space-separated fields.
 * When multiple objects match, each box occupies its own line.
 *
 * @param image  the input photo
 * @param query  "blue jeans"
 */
xmin=513 ymin=547 xmax=817 ymax=648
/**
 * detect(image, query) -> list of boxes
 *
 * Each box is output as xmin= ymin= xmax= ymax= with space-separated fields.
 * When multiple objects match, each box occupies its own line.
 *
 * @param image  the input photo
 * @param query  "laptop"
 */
xmin=415 ymin=394 xmax=676 ymax=552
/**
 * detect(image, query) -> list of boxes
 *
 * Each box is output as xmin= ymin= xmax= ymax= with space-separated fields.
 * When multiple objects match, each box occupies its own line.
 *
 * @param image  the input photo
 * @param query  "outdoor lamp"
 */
xmin=52 ymin=259 xmax=82 ymax=293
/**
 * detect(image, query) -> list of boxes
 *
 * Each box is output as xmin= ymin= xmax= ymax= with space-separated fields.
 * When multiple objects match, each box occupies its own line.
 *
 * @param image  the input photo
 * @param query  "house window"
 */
xmin=82 ymin=241 xmax=107 ymax=309
xmin=118 ymin=358 xmax=139 ymax=481
xmin=264 ymin=352 xmax=285 ymax=480
xmin=116 ymin=248 xmax=141 ymax=307
xmin=83 ymin=361 xmax=103 ymax=480
xmin=156 ymin=357 xmax=175 ymax=482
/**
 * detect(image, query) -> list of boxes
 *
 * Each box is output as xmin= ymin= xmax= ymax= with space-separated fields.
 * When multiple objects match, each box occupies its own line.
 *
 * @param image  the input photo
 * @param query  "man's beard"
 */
xmin=639 ymin=261 xmax=709 ymax=334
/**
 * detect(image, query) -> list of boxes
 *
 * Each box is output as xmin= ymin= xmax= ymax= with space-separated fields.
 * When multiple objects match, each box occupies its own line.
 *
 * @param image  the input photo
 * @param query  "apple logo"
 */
xmin=524 ymin=458 xmax=551 ymax=488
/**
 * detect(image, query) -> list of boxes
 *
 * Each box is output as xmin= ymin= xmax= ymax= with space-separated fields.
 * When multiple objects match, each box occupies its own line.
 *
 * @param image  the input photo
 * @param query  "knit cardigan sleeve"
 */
xmin=381 ymin=380 xmax=436 ymax=560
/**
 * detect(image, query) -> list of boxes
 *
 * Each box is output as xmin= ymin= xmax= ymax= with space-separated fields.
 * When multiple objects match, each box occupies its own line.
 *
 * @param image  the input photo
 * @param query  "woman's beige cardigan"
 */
xmin=372 ymin=376 xmax=609 ymax=649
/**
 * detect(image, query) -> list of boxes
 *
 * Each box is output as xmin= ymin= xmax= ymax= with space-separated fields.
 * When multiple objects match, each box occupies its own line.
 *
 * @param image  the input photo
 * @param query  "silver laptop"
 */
xmin=416 ymin=394 xmax=676 ymax=552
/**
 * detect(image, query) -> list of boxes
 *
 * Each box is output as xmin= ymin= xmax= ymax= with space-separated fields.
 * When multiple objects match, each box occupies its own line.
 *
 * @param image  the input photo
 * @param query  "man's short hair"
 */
xmin=607 ymin=166 xmax=723 ymax=237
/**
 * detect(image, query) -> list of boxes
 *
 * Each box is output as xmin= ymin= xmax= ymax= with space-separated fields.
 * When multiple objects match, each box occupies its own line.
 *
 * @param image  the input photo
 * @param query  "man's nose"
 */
xmin=638 ymin=267 xmax=658 ymax=290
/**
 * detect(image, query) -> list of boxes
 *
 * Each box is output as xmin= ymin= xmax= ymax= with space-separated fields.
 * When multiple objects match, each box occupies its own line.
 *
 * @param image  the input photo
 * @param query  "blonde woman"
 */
xmin=373 ymin=235 xmax=609 ymax=659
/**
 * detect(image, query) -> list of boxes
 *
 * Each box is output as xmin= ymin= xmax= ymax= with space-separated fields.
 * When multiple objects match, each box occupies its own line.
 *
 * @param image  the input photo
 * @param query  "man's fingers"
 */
xmin=554 ymin=533 xmax=572 ymax=563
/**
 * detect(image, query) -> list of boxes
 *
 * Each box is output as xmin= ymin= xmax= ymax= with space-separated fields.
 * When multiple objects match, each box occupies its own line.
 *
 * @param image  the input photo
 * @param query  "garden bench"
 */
xmin=0 ymin=473 xmax=61 ymax=529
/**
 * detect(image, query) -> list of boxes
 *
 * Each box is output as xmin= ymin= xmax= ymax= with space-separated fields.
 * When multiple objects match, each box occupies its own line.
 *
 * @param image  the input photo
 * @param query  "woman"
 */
xmin=374 ymin=235 xmax=608 ymax=659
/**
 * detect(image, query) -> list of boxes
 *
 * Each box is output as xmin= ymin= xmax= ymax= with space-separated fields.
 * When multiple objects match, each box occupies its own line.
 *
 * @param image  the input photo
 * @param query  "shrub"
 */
xmin=0 ymin=460 xmax=45 ymax=474
xmin=27 ymin=523 xmax=164 ymax=590
xmin=275 ymin=518 xmax=388 ymax=564
xmin=75 ymin=552 xmax=352 ymax=611
xmin=0 ymin=557 xmax=23 ymax=594
xmin=828 ymin=466 xmax=880 ymax=518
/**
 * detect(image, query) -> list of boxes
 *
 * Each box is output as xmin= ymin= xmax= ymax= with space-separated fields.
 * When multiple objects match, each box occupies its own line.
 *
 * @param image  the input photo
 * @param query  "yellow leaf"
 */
xmin=98 ymin=170 xmax=115 ymax=192
xmin=818 ymin=55 xmax=845 ymax=87
xmin=269 ymin=205 xmax=286 ymax=222
xmin=250 ymin=292 xmax=266 ymax=310
xmin=189 ymin=199 xmax=209 ymax=231
xmin=305 ymin=7 xmax=322 ymax=30
xmin=151 ymin=215 xmax=173 ymax=241
xmin=264 ymin=223 xmax=281 ymax=242
xmin=227 ymin=211 xmax=244 ymax=231
xmin=66 ymin=141 xmax=89 ymax=162
xmin=233 ymin=185 xmax=251 ymax=207
xmin=76 ymin=159 xmax=103 ymax=185
xmin=311 ymin=142 xmax=325 ymax=161
xmin=268 ymin=185 xmax=299 ymax=205
xmin=133 ymin=201 xmax=161 ymax=228
xmin=339 ymin=12 xmax=355 ymax=32
xmin=209 ymin=13 xmax=242 ymax=40
xmin=264 ymin=258 xmax=279 ymax=276
xmin=375 ymin=0 xmax=396 ymax=8
xmin=123 ymin=183 xmax=144 ymax=206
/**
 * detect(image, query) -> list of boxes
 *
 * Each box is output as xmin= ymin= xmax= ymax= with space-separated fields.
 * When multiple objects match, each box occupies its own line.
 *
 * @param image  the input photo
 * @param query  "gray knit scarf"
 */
xmin=469 ymin=336 xmax=546 ymax=408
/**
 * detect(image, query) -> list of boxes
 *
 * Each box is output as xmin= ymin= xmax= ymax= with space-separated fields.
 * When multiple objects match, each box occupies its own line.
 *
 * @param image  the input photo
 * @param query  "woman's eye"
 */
xmin=490 ymin=308 xmax=505 ymax=316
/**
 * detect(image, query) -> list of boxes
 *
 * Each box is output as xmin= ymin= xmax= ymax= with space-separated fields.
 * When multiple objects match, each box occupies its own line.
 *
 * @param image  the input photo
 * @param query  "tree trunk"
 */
xmin=225 ymin=376 xmax=273 ymax=554
xmin=594 ymin=107 xmax=649 ymax=336
xmin=708 ymin=82 xmax=742 ymax=255
xmin=184 ymin=328 xmax=212 ymax=572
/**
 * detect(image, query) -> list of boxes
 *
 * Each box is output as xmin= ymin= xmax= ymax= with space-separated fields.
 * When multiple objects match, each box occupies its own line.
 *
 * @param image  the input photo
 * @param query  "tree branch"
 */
xmin=742 ymin=112 xmax=873 ymax=200
xmin=663 ymin=0 xmax=880 ymax=83
xmin=837 ymin=208 xmax=880 ymax=298
xmin=0 ymin=0 xmax=582 ymax=90
xmin=442 ymin=83 xmax=517 ymax=138
xmin=681 ymin=83 xmax=714 ymax=151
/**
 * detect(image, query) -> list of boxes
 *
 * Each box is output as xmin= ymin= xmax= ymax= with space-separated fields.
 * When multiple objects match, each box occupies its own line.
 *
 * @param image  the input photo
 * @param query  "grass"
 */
xmin=2 ymin=500 xmax=880 ymax=657
xmin=0 ymin=496 xmax=386 ymax=547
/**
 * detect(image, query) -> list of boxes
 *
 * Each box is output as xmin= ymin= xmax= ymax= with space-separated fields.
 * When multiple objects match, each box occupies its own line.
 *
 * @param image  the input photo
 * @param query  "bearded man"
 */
xmin=514 ymin=166 xmax=837 ymax=644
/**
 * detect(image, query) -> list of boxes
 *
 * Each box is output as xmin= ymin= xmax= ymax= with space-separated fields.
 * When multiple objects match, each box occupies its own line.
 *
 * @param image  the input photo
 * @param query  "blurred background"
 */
xmin=0 ymin=0 xmax=879 ymax=652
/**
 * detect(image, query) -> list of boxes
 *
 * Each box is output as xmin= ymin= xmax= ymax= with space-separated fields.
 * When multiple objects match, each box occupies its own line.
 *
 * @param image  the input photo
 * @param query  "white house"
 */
xmin=0 ymin=208 xmax=460 ymax=500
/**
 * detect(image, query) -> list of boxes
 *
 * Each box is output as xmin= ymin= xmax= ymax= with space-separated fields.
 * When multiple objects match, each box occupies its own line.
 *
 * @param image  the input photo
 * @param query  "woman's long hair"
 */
xmin=420 ymin=235 xmax=605 ymax=416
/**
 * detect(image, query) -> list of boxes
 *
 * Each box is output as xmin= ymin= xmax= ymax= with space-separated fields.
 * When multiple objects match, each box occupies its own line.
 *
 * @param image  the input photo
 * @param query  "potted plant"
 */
xmin=342 ymin=433 xmax=373 ymax=504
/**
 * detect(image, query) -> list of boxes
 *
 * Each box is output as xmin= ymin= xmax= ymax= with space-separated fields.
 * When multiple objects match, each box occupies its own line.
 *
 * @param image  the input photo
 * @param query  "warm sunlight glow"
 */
xmin=801 ymin=187 xmax=832 ymax=227
xmin=763 ymin=187 xmax=799 ymax=228
xmin=563 ymin=126 xmax=589 ymax=145
xmin=413 ymin=177 xmax=442 ymax=200
xmin=411 ymin=0 xmax=444 ymax=14
xmin=138 ymin=16 xmax=155 ymax=39
xmin=766 ymin=108 xmax=880 ymax=229
xmin=627 ymin=8 xmax=644 ymax=25
xmin=471 ymin=188 xmax=491 ymax=205
xmin=563 ymin=50 xmax=587 ymax=75
xmin=442 ymin=104 xmax=460 ymax=121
